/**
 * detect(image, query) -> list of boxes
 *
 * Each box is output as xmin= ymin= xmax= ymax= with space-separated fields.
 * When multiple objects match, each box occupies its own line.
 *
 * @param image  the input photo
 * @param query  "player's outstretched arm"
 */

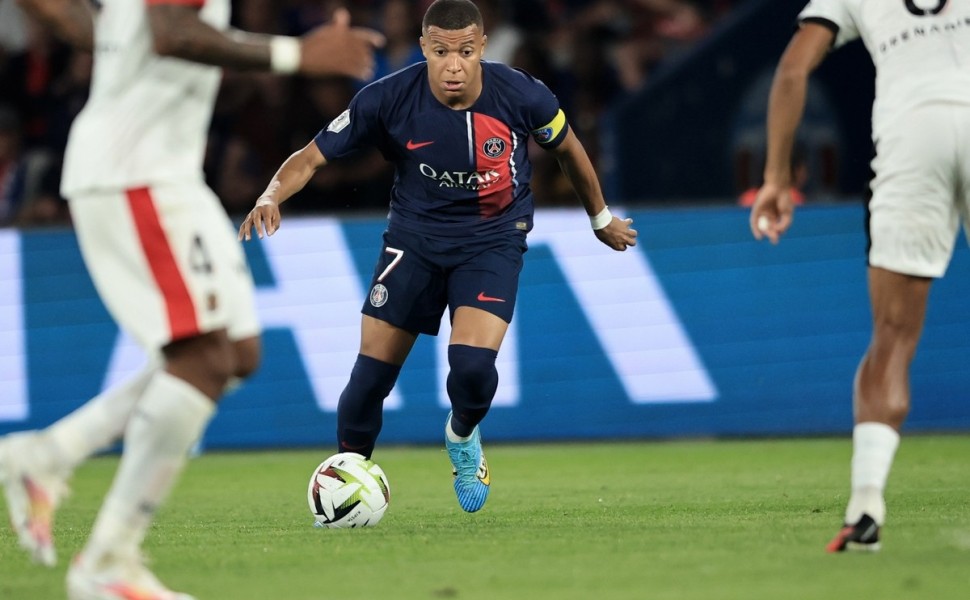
xmin=148 ymin=6 xmax=384 ymax=79
xmin=551 ymin=129 xmax=637 ymax=251
xmin=238 ymin=141 xmax=328 ymax=241
xmin=751 ymin=22 xmax=833 ymax=244
xmin=16 ymin=0 xmax=95 ymax=51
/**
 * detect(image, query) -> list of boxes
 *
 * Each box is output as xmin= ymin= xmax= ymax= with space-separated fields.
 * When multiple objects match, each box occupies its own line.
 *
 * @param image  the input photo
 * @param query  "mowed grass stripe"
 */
xmin=1 ymin=437 xmax=967 ymax=600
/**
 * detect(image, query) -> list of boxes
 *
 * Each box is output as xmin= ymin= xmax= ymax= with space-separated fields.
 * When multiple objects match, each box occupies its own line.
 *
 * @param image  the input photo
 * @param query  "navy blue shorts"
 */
xmin=361 ymin=227 xmax=528 ymax=335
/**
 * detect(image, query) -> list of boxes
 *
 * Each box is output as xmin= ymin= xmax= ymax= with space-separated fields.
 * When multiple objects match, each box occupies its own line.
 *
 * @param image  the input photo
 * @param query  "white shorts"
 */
xmin=868 ymin=103 xmax=970 ymax=278
xmin=69 ymin=182 xmax=261 ymax=352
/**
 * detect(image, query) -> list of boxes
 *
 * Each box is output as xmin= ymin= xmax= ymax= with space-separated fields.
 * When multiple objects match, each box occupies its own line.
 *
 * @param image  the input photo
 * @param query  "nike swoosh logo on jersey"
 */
xmin=477 ymin=292 xmax=506 ymax=302
xmin=406 ymin=139 xmax=434 ymax=150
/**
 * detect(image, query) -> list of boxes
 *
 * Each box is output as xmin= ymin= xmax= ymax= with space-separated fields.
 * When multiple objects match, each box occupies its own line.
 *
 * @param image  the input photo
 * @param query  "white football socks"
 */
xmin=445 ymin=418 xmax=472 ymax=443
xmin=845 ymin=422 xmax=900 ymax=526
xmin=39 ymin=365 xmax=158 ymax=474
xmin=83 ymin=371 xmax=214 ymax=563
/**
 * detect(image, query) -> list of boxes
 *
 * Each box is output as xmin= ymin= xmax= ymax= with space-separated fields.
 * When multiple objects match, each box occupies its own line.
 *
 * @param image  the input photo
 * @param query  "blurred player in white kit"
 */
xmin=0 ymin=1 xmax=382 ymax=598
xmin=750 ymin=0 xmax=970 ymax=552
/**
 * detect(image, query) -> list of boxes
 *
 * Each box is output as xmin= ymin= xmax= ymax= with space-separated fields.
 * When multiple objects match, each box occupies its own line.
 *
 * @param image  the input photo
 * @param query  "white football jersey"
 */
xmin=61 ymin=0 xmax=230 ymax=196
xmin=799 ymin=0 xmax=970 ymax=140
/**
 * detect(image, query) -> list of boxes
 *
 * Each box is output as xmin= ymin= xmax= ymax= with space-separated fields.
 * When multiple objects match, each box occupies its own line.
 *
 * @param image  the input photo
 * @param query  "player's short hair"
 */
xmin=422 ymin=0 xmax=484 ymax=33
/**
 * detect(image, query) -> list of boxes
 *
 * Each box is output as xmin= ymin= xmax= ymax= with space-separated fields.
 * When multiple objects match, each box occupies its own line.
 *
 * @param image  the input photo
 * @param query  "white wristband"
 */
xmin=270 ymin=36 xmax=301 ymax=74
xmin=589 ymin=206 xmax=613 ymax=230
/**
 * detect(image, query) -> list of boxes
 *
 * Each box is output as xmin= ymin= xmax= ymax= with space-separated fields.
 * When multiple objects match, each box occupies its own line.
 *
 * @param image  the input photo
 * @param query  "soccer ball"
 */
xmin=307 ymin=452 xmax=390 ymax=528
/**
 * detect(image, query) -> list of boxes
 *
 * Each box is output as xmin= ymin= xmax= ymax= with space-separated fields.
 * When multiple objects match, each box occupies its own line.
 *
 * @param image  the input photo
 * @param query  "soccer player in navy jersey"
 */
xmin=239 ymin=0 xmax=638 ymax=513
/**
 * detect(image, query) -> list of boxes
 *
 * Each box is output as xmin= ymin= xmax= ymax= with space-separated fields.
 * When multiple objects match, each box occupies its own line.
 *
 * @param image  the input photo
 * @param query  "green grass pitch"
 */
xmin=2 ymin=436 xmax=968 ymax=599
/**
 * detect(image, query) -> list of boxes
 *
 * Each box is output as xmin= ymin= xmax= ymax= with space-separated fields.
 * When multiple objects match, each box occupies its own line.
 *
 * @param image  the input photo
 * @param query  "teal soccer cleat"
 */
xmin=445 ymin=412 xmax=490 ymax=512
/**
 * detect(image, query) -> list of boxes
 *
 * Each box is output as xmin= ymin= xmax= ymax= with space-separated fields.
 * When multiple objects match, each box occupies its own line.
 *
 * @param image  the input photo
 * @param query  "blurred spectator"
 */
xmin=366 ymin=0 xmax=424 ymax=83
xmin=209 ymin=0 xmax=396 ymax=216
xmin=509 ymin=37 xmax=578 ymax=207
xmin=0 ymin=10 xmax=74 ymax=151
xmin=0 ymin=107 xmax=25 ymax=224
xmin=0 ymin=105 xmax=67 ymax=227
xmin=477 ymin=0 xmax=522 ymax=65
xmin=45 ymin=49 xmax=92 ymax=156
xmin=283 ymin=77 xmax=393 ymax=214
xmin=650 ymin=0 xmax=710 ymax=54
xmin=0 ymin=0 xmax=29 ymax=55
xmin=283 ymin=0 xmax=381 ymax=37
xmin=732 ymin=68 xmax=842 ymax=203
xmin=521 ymin=1 xmax=626 ymax=206
xmin=2 ymin=0 xmax=736 ymax=225
xmin=737 ymin=144 xmax=808 ymax=208
xmin=207 ymin=0 xmax=291 ymax=214
xmin=0 ymin=1 xmax=85 ymax=227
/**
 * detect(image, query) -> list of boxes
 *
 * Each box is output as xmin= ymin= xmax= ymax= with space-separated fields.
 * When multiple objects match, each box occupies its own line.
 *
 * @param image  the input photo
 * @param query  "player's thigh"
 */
xmin=867 ymin=266 xmax=932 ymax=340
xmin=360 ymin=229 xmax=447 ymax=336
xmin=69 ymin=184 xmax=259 ymax=352
xmin=193 ymin=188 xmax=262 ymax=346
xmin=869 ymin=106 xmax=963 ymax=278
xmin=447 ymin=232 xmax=527 ymax=325
xmin=450 ymin=306 xmax=509 ymax=351
xmin=359 ymin=315 xmax=417 ymax=365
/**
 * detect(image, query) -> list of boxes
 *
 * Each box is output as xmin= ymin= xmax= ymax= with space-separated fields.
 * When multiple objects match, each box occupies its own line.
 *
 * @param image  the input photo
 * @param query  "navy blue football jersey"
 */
xmin=313 ymin=61 xmax=569 ymax=238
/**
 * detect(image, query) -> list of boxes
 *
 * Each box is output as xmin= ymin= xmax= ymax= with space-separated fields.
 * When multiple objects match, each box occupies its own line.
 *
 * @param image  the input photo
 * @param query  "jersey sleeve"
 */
xmin=313 ymin=83 xmax=384 ymax=161
xmin=516 ymin=69 xmax=569 ymax=150
xmin=799 ymin=0 xmax=860 ymax=48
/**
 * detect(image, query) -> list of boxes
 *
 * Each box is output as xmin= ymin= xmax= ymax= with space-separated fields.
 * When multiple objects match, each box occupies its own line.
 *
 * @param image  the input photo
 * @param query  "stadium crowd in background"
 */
xmin=0 ymin=0 xmax=737 ymax=228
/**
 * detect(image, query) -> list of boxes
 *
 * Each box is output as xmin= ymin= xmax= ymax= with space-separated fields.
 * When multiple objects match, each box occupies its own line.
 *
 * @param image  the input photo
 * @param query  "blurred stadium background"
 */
xmin=2 ymin=0 xmax=968 ymax=448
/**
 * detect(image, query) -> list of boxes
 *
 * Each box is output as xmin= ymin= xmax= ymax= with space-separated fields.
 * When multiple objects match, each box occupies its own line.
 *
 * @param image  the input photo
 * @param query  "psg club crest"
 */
xmin=369 ymin=284 xmax=389 ymax=307
xmin=482 ymin=137 xmax=506 ymax=158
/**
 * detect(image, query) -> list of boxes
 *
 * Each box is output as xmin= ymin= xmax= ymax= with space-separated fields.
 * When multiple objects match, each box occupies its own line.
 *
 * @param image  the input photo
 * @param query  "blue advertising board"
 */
xmin=1 ymin=205 xmax=968 ymax=449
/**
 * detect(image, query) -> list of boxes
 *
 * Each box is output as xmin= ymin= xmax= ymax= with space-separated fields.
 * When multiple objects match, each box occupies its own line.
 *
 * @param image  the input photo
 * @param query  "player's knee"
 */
xmin=447 ymin=344 xmax=498 ymax=403
xmin=349 ymin=354 xmax=400 ymax=399
xmin=872 ymin=305 xmax=925 ymax=348
xmin=164 ymin=331 xmax=235 ymax=399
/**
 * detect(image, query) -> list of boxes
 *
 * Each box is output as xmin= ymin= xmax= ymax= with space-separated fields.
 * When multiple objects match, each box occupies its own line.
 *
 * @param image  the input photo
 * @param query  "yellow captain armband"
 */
xmin=531 ymin=109 xmax=567 ymax=146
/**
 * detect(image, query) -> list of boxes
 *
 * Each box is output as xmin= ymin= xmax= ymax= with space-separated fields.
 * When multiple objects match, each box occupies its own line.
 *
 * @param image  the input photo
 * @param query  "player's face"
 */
xmin=420 ymin=25 xmax=487 ymax=109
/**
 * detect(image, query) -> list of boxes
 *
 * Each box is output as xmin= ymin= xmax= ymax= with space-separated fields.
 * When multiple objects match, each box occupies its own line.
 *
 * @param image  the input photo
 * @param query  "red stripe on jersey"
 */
xmin=472 ymin=113 xmax=514 ymax=219
xmin=125 ymin=187 xmax=200 ymax=341
xmin=146 ymin=0 xmax=205 ymax=7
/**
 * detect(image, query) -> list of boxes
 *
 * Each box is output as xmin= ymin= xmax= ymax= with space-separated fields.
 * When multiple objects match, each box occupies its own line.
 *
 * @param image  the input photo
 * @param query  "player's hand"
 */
xmin=238 ymin=197 xmax=281 ymax=241
xmin=749 ymin=182 xmax=795 ymax=244
xmin=298 ymin=8 xmax=386 ymax=80
xmin=594 ymin=216 xmax=638 ymax=251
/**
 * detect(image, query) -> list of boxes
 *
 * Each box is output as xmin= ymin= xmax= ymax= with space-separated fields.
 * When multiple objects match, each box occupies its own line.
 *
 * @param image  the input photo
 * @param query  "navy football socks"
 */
xmin=336 ymin=354 xmax=401 ymax=458
xmin=446 ymin=344 xmax=499 ymax=437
